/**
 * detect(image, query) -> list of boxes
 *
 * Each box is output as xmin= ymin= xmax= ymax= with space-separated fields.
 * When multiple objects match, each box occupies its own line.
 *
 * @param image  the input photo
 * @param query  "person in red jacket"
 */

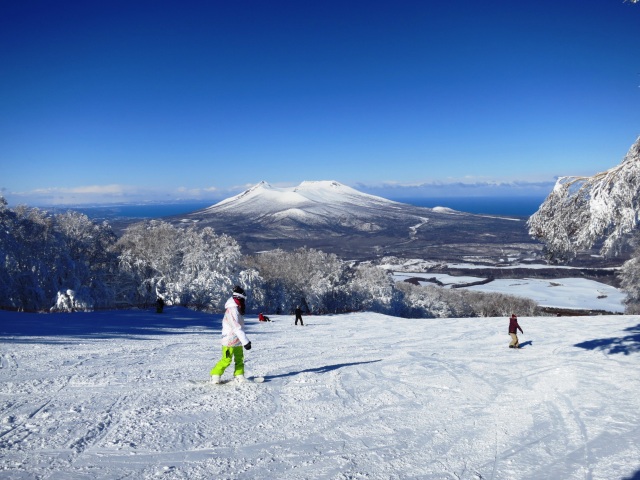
xmin=508 ymin=313 xmax=523 ymax=348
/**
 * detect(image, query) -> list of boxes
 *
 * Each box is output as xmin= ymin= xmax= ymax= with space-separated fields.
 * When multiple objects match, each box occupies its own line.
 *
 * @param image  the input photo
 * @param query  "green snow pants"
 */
xmin=210 ymin=346 xmax=245 ymax=377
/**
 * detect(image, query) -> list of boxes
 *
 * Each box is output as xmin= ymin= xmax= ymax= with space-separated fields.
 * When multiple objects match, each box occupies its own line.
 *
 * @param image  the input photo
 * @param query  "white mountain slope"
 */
xmin=173 ymin=181 xmax=539 ymax=261
xmin=211 ymin=180 xmax=402 ymax=215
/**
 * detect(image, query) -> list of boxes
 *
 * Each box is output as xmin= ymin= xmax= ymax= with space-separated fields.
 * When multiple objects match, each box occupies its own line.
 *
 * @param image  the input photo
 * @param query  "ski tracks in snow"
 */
xmin=1 ymin=310 xmax=639 ymax=479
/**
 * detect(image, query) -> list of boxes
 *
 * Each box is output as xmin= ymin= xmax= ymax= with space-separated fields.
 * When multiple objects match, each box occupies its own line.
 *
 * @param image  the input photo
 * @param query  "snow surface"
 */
xmin=463 ymin=277 xmax=626 ymax=313
xmin=393 ymin=273 xmax=626 ymax=313
xmin=207 ymin=180 xmax=402 ymax=214
xmin=2 ymin=308 xmax=639 ymax=479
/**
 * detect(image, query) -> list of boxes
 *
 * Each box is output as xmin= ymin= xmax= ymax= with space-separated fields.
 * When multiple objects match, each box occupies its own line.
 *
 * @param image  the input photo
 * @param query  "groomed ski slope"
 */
xmin=1 ymin=308 xmax=639 ymax=480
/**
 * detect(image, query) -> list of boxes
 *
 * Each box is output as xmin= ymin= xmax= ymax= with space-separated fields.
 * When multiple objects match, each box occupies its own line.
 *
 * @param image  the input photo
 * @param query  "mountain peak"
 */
xmin=175 ymin=180 xmax=535 ymax=261
xmin=211 ymin=180 xmax=394 ymax=211
xmin=295 ymin=180 xmax=344 ymax=190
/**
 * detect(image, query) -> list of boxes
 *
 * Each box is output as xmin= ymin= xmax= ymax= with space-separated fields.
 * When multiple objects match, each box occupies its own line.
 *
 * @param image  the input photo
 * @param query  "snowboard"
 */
xmin=190 ymin=376 xmax=265 ymax=386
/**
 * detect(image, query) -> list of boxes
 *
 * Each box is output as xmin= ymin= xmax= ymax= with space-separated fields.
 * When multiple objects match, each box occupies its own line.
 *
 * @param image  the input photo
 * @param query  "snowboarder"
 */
xmin=294 ymin=306 xmax=304 ymax=326
xmin=508 ymin=313 xmax=523 ymax=348
xmin=258 ymin=312 xmax=271 ymax=322
xmin=210 ymin=286 xmax=252 ymax=383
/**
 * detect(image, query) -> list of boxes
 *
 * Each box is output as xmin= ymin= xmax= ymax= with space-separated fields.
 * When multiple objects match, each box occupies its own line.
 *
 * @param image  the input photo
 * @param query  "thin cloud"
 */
xmin=354 ymin=179 xmax=556 ymax=198
xmin=1 ymin=182 xmax=244 ymax=207
xmin=2 ymin=177 xmax=558 ymax=207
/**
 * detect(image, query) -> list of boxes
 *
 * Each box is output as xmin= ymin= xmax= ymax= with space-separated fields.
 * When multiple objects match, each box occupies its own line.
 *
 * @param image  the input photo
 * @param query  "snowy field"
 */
xmin=392 ymin=271 xmax=626 ymax=313
xmin=1 ymin=308 xmax=639 ymax=480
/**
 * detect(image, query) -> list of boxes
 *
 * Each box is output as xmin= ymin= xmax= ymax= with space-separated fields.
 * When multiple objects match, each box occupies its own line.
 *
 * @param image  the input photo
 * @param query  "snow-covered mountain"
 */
xmin=167 ymin=180 xmax=544 ymax=261
xmin=212 ymin=180 xmax=401 ymax=214
xmin=196 ymin=180 xmax=407 ymax=233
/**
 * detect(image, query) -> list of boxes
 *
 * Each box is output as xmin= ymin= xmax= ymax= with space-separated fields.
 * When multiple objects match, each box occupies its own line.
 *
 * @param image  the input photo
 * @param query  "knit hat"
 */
xmin=232 ymin=285 xmax=246 ymax=299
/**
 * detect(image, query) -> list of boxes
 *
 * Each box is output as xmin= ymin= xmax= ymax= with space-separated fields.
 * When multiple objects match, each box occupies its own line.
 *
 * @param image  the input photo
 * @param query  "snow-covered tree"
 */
xmin=0 ymin=200 xmax=118 ymax=311
xmin=528 ymin=136 xmax=640 ymax=261
xmin=619 ymin=240 xmax=640 ymax=313
xmin=177 ymin=227 xmax=245 ymax=310
xmin=116 ymin=220 xmax=183 ymax=306
xmin=347 ymin=263 xmax=402 ymax=315
xmin=115 ymin=221 xmax=247 ymax=311
xmin=52 ymin=211 xmax=118 ymax=310
xmin=248 ymin=247 xmax=347 ymax=314
xmin=394 ymin=279 xmax=539 ymax=318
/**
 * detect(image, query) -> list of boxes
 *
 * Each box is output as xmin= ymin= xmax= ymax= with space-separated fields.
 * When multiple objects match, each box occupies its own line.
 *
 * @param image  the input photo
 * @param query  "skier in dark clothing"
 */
xmin=156 ymin=297 xmax=165 ymax=313
xmin=508 ymin=313 xmax=523 ymax=348
xmin=294 ymin=306 xmax=304 ymax=326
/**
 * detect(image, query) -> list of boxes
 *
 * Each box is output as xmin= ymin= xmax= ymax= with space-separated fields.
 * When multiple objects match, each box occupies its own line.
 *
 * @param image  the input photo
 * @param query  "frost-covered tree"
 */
xmin=248 ymin=247 xmax=347 ymax=314
xmin=528 ymin=136 xmax=640 ymax=261
xmin=51 ymin=211 xmax=118 ymax=310
xmin=396 ymin=281 xmax=538 ymax=318
xmin=463 ymin=290 xmax=538 ymax=317
xmin=116 ymin=220 xmax=183 ymax=306
xmin=115 ymin=221 xmax=247 ymax=311
xmin=347 ymin=263 xmax=403 ymax=315
xmin=177 ymin=226 xmax=246 ymax=310
xmin=619 ymin=240 xmax=640 ymax=313
xmin=396 ymin=282 xmax=474 ymax=318
xmin=0 ymin=200 xmax=118 ymax=311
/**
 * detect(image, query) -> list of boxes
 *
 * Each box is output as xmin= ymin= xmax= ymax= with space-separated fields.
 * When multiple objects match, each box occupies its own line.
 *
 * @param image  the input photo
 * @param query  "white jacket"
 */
xmin=220 ymin=297 xmax=250 ymax=347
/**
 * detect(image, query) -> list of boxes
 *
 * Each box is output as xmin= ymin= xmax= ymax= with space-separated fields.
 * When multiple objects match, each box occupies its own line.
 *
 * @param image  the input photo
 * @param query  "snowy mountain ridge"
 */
xmin=169 ymin=180 xmax=539 ymax=261
xmin=206 ymin=180 xmax=403 ymax=217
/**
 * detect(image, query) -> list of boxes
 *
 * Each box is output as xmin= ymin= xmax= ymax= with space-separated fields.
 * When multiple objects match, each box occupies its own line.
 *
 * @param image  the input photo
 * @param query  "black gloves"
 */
xmin=244 ymin=341 xmax=252 ymax=350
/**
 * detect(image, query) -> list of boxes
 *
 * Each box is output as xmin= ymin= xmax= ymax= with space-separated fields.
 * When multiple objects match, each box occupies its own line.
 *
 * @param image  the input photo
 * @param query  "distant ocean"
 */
xmin=391 ymin=196 xmax=546 ymax=217
xmin=61 ymin=196 xmax=545 ymax=221
xmin=54 ymin=202 xmax=213 ymax=220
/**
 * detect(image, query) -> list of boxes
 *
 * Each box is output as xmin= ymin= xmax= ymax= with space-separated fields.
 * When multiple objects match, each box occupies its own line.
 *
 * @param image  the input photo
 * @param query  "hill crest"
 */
xmin=169 ymin=180 xmax=537 ymax=261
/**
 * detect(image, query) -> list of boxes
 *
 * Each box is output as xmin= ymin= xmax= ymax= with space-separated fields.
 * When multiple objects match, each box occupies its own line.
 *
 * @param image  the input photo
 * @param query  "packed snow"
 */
xmin=1 ymin=308 xmax=639 ymax=479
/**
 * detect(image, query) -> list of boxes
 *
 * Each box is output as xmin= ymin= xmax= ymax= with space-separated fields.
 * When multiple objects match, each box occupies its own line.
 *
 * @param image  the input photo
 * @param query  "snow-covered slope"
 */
xmin=198 ymin=180 xmax=404 ymax=229
xmin=171 ymin=181 xmax=539 ymax=261
xmin=1 ymin=308 xmax=639 ymax=479
xmin=211 ymin=180 xmax=401 ymax=214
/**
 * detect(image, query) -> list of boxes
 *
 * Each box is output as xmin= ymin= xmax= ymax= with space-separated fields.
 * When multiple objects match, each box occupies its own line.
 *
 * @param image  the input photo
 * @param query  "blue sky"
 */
xmin=1 ymin=0 xmax=639 ymax=206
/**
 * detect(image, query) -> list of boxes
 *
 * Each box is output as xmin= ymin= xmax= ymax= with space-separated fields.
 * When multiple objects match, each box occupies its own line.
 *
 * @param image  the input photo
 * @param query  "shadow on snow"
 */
xmin=574 ymin=323 xmax=640 ymax=355
xmin=622 ymin=469 xmax=640 ymax=480
xmin=0 ymin=306 xmax=221 ymax=343
xmin=263 ymin=360 xmax=382 ymax=382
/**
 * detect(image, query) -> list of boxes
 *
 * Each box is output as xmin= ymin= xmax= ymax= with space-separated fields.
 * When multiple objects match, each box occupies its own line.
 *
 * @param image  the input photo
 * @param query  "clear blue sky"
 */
xmin=1 ymin=0 xmax=639 ymax=205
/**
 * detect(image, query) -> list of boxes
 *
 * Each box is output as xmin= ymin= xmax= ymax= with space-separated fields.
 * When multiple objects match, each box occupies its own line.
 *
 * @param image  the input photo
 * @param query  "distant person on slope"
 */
xmin=156 ymin=296 xmax=165 ymax=313
xmin=258 ymin=312 xmax=271 ymax=322
xmin=295 ymin=306 xmax=304 ymax=326
xmin=508 ymin=313 xmax=523 ymax=349
xmin=210 ymin=286 xmax=252 ymax=383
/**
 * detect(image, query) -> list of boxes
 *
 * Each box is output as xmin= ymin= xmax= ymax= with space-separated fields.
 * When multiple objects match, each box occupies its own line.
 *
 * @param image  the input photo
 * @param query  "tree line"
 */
xmin=0 ymin=197 xmax=542 ymax=317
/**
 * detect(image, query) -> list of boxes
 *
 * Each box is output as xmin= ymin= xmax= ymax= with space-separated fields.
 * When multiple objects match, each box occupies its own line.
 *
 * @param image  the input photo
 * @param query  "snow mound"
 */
xmin=432 ymin=206 xmax=461 ymax=214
